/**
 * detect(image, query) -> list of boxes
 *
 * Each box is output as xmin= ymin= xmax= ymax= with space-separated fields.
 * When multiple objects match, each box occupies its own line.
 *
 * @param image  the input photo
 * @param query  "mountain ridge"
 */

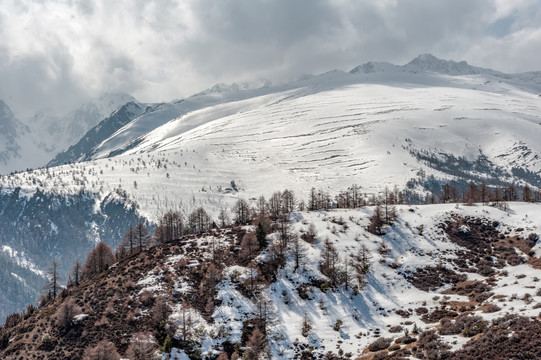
xmin=1 ymin=53 xmax=541 ymax=329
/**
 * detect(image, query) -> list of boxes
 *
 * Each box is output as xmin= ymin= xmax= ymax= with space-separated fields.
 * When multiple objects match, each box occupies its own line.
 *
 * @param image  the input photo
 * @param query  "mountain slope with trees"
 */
xmin=2 ymin=197 xmax=541 ymax=359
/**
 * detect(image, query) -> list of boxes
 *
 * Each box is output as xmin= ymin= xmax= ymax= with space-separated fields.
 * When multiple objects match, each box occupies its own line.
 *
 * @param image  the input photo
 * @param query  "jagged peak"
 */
xmin=349 ymin=61 xmax=399 ymax=74
xmin=349 ymin=54 xmax=503 ymax=77
xmin=403 ymin=53 xmax=500 ymax=76
xmin=0 ymin=100 xmax=15 ymax=120
xmin=196 ymin=79 xmax=273 ymax=96
xmin=76 ymin=92 xmax=138 ymax=118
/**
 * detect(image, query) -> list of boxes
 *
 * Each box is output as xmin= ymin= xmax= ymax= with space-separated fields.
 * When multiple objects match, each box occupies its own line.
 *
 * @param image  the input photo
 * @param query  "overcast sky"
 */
xmin=1 ymin=0 xmax=540 ymax=118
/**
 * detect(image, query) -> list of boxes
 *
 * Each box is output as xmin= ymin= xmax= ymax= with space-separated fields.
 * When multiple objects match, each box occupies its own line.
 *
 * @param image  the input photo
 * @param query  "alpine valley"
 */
xmin=2 ymin=55 xmax=541 ymax=359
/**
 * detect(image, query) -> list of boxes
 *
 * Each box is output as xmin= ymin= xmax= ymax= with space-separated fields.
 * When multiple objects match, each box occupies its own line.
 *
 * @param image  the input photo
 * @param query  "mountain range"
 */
xmin=1 ymin=53 xmax=541 ymax=351
xmin=0 ymin=93 xmax=136 ymax=175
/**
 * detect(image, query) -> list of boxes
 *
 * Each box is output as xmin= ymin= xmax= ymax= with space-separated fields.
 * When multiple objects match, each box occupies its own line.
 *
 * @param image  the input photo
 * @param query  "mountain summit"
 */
xmin=0 ymin=100 xmax=32 ymax=172
xmin=403 ymin=53 xmax=500 ymax=75
xmin=350 ymin=53 xmax=501 ymax=76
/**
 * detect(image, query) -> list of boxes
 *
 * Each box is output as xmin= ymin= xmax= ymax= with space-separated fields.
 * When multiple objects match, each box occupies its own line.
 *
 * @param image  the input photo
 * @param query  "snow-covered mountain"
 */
xmin=0 ymin=92 xmax=137 ymax=175
xmin=0 ymin=100 xmax=41 ymax=174
xmin=26 ymin=92 xmax=137 ymax=164
xmin=47 ymin=101 xmax=146 ymax=166
xmin=350 ymin=53 xmax=500 ymax=76
xmin=2 ymin=54 xmax=541 ymax=326
xmin=4 ymin=54 xmax=539 ymax=221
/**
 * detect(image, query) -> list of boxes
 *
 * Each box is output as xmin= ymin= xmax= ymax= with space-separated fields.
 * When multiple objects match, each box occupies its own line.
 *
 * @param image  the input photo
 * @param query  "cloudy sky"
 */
xmin=0 ymin=0 xmax=540 ymax=118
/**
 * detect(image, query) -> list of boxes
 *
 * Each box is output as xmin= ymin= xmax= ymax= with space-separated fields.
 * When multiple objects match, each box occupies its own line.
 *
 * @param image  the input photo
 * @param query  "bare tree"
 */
xmin=290 ymin=234 xmax=306 ymax=272
xmin=178 ymin=303 xmax=195 ymax=343
xmin=123 ymin=226 xmax=135 ymax=255
xmin=154 ymin=211 xmax=183 ymax=243
xmin=71 ymin=259 xmax=82 ymax=287
xmin=82 ymin=242 xmax=115 ymax=279
xmin=244 ymin=327 xmax=269 ymax=360
xmin=281 ymin=189 xmax=296 ymax=214
xmin=83 ymin=340 xmax=120 ymax=360
xmin=240 ymin=231 xmax=259 ymax=263
xmin=522 ymin=184 xmax=533 ymax=202
xmin=233 ymin=198 xmax=251 ymax=224
xmin=218 ymin=208 xmax=230 ymax=228
xmin=440 ymin=183 xmax=458 ymax=203
xmin=125 ymin=332 xmax=156 ymax=360
xmin=367 ymin=205 xmax=385 ymax=235
xmin=256 ymin=195 xmax=267 ymax=214
xmin=188 ymin=207 xmax=212 ymax=234
xmin=152 ymin=295 xmax=171 ymax=327
xmin=382 ymin=187 xmax=397 ymax=224
xmin=480 ymin=181 xmax=490 ymax=204
xmin=254 ymin=293 xmax=276 ymax=334
xmin=464 ymin=181 xmax=479 ymax=204
xmin=55 ymin=297 xmax=81 ymax=330
xmin=320 ymin=238 xmax=342 ymax=287
xmin=268 ymin=191 xmax=282 ymax=219
xmin=276 ymin=215 xmax=292 ymax=255
xmin=245 ymin=263 xmax=260 ymax=296
xmin=134 ymin=222 xmax=151 ymax=252
xmin=44 ymin=260 xmax=62 ymax=299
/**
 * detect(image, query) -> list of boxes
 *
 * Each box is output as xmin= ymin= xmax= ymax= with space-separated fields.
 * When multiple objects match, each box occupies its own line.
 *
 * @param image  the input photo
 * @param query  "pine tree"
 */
xmin=351 ymin=243 xmax=372 ymax=288
xmin=255 ymin=222 xmax=267 ymax=249
xmin=308 ymin=187 xmax=317 ymax=211
xmin=367 ymin=205 xmax=385 ymax=235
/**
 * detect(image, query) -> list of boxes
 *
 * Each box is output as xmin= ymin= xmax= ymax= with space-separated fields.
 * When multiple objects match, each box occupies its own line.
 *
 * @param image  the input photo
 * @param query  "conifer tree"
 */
xmin=255 ymin=222 xmax=267 ymax=249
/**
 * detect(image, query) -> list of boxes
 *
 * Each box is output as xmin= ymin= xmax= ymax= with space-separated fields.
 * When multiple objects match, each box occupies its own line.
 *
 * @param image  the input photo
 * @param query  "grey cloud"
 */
xmin=0 ymin=0 xmax=539 ymax=118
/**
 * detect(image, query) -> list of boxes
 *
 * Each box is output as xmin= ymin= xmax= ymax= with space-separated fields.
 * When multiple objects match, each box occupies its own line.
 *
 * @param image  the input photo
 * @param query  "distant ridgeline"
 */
xmin=0 ymin=187 xmax=146 ymax=323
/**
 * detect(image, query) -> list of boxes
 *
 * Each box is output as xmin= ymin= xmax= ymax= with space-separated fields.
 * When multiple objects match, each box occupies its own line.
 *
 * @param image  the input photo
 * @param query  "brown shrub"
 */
xmin=389 ymin=325 xmax=403 ymax=333
xmin=55 ymin=297 xmax=81 ymax=330
xmin=368 ymin=337 xmax=393 ymax=352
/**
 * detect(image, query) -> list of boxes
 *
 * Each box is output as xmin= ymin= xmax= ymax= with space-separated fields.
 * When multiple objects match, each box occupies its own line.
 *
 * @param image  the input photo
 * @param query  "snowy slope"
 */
xmin=2 ymin=59 xmax=541 ymax=223
xmin=129 ymin=203 xmax=541 ymax=359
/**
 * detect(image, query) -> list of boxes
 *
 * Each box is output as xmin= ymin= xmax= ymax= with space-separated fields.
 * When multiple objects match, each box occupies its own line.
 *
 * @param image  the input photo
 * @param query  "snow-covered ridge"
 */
xmin=2 ymin=71 xmax=541 ymax=224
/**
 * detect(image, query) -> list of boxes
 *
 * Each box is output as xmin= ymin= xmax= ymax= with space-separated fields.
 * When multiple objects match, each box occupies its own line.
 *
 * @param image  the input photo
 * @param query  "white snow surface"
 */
xmin=1 ymin=68 xmax=541 ymax=223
